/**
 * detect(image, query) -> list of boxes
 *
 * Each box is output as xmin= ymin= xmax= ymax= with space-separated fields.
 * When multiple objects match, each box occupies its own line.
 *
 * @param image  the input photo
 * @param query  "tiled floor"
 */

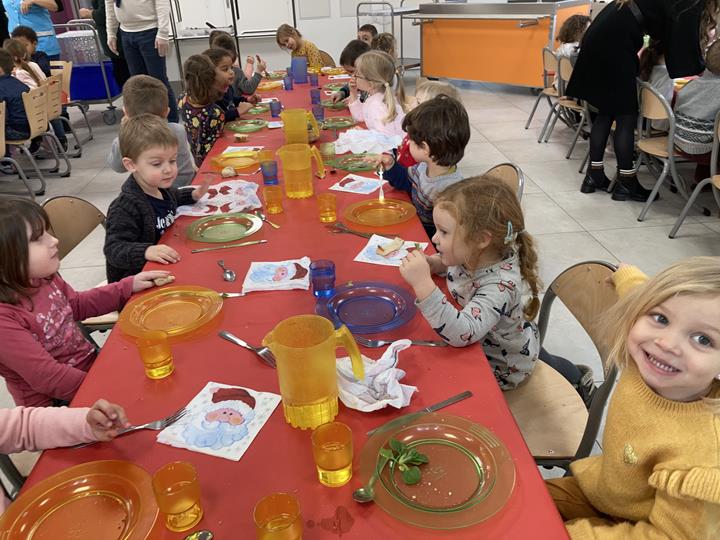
xmin=1 ymin=79 xmax=719 ymax=479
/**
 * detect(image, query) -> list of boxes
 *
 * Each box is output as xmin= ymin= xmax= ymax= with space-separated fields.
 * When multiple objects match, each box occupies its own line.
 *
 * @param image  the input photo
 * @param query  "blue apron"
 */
xmin=3 ymin=0 xmax=60 ymax=57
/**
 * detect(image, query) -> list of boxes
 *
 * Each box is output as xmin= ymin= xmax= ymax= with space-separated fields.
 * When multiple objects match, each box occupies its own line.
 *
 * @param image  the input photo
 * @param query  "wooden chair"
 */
xmin=670 ymin=109 xmax=720 ymax=238
xmin=484 ymin=162 xmax=525 ymax=200
xmin=505 ymin=261 xmax=619 ymax=472
xmin=0 ymin=102 xmax=35 ymax=199
xmin=42 ymin=196 xmax=117 ymax=332
xmin=525 ymin=48 xmax=559 ymax=130
xmin=318 ymin=49 xmax=336 ymax=68
xmin=45 ymin=73 xmax=82 ymax=158
xmin=50 ymin=60 xmax=93 ymax=146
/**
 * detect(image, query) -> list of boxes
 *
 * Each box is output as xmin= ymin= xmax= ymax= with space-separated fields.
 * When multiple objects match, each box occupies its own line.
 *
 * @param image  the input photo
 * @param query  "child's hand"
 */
xmin=348 ymin=77 xmax=358 ymax=100
xmin=86 ymin=399 xmax=130 ymax=442
xmin=246 ymin=55 xmax=255 ymax=66
xmin=400 ymin=250 xmax=435 ymax=301
xmin=192 ymin=176 xmax=212 ymax=201
xmin=363 ymin=153 xmax=393 ymax=170
xmin=426 ymin=254 xmax=446 ymax=275
xmin=247 ymin=94 xmax=261 ymax=105
xmin=133 ymin=270 xmax=172 ymax=292
xmin=145 ymin=244 xmax=181 ymax=264
xmin=255 ymin=55 xmax=267 ymax=74
xmin=331 ymin=91 xmax=344 ymax=104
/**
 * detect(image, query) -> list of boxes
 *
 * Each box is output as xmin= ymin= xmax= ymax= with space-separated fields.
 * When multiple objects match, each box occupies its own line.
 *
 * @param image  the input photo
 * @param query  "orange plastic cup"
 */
xmin=253 ymin=492 xmax=302 ymax=540
xmin=317 ymin=193 xmax=337 ymax=223
xmin=137 ymin=330 xmax=174 ymax=379
xmin=152 ymin=461 xmax=203 ymax=532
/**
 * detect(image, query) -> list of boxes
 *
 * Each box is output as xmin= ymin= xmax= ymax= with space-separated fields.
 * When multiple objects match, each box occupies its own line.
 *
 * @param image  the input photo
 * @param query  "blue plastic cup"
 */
xmin=312 ymin=104 xmax=325 ymax=122
xmin=310 ymin=88 xmax=321 ymax=104
xmin=310 ymin=260 xmax=335 ymax=298
xmin=269 ymin=100 xmax=282 ymax=117
xmin=309 ymin=73 xmax=319 ymax=86
xmin=283 ymin=76 xmax=294 ymax=90
xmin=260 ymin=160 xmax=278 ymax=182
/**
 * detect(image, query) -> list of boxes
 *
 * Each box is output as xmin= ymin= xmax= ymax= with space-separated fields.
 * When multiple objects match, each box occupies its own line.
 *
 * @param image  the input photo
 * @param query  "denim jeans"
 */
xmin=120 ymin=28 xmax=178 ymax=122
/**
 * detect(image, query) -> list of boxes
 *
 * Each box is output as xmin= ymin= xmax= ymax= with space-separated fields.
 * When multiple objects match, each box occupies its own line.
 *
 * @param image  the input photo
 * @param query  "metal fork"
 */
xmin=325 ymin=222 xmax=399 ymax=240
xmin=219 ymin=330 xmax=277 ymax=368
xmin=71 ymin=406 xmax=188 ymax=449
xmin=355 ymin=335 xmax=448 ymax=348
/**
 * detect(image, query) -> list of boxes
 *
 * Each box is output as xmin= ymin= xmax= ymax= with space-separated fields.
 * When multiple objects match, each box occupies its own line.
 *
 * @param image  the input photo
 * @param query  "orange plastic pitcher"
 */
xmin=262 ymin=315 xmax=364 ymax=430
xmin=280 ymin=109 xmax=320 ymax=144
xmin=276 ymin=143 xmax=326 ymax=199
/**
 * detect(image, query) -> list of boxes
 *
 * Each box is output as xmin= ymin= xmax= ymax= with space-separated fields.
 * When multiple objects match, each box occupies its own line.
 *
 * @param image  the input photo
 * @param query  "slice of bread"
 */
xmin=153 ymin=275 xmax=176 ymax=287
xmin=376 ymin=237 xmax=404 ymax=257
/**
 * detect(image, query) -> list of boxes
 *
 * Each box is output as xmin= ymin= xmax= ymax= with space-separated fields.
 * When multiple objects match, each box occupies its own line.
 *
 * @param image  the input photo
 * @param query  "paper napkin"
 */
xmin=354 ymin=234 xmax=428 ymax=267
xmin=334 ymin=128 xmax=403 ymax=155
xmin=176 ymin=180 xmax=261 ymax=217
xmin=241 ymin=256 xmax=311 ymax=293
xmin=329 ymin=174 xmax=386 ymax=195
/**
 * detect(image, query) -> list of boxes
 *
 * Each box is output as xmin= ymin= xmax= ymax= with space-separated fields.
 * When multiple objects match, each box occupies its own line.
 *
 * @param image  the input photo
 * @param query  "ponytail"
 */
xmin=515 ymin=230 xmax=541 ymax=320
xmin=395 ymin=66 xmax=406 ymax=116
xmin=383 ymin=81 xmax=397 ymax=124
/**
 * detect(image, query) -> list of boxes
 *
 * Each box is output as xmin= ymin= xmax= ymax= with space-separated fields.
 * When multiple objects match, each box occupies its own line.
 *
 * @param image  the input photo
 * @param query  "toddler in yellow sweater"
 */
xmin=546 ymin=257 xmax=720 ymax=539
xmin=275 ymin=24 xmax=324 ymax=69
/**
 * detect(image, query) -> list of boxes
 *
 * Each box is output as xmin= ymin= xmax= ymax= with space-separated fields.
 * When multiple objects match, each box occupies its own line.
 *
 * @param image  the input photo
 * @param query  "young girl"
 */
xmin=203 ymin=47 xmax=254 ymax=122
xmin=546 ymin=257 xmax=720 ymax=538
xmin=4 ymin=38 xmax=44 ymax=89
xmin=555 ymin=14 xmax=591 ymax=60
xmin=399 ymin=177 xmax=541 ymax=389
xmin=348 ymin=50 xmax=406 ymax=137
xmin=275 ymin=24 xmax=323 ymax=69
xmin=0 ymin=197 xmax=168 ymax=407
xmin=178 ymin=54 xmax=226 ymax=167
xmin=371 ymin=32 xmax=397 ymax=59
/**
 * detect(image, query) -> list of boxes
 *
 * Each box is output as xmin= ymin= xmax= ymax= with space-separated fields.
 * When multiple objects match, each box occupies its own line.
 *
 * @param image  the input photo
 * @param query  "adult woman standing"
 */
xmin=568 ymin=0 xmax=718 ymax=201
xmin=105 ymin=0 xmax=177 ymax=122
xmin=3 ymin=0 xmax=62 ymax=60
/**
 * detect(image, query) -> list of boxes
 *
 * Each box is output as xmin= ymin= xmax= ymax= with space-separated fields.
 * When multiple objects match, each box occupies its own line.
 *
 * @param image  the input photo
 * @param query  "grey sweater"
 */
xmin=417 ymin=251 xmax=539 ymax=390
xmin=107 ymin=122 xmax=196 ymax=187
xmin=674 ymin=71 xmax=720 ymax=155
xmin=232 ymin=66 xmax=261 ymax=96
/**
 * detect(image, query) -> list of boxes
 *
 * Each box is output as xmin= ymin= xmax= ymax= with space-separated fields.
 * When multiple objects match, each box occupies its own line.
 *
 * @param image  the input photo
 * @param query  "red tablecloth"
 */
xmin=24 ymin=79 xmax=567 ymax=539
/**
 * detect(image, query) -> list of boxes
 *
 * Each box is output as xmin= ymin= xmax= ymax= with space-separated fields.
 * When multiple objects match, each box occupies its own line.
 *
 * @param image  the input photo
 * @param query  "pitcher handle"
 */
xmin=335 ymin=325 xmax=364 ymax=380
xmin=306 ymin=111 xmax=320 ymax=140
xmin=310 ymin=144 xmax=326 ymax=179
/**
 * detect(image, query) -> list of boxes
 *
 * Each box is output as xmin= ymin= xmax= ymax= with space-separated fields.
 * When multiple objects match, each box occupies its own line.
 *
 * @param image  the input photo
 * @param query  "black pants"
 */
xmin=539 ymin=347 xmax=582 ymax=385
xmin=589 ymin=112 xmax=637 ymax=171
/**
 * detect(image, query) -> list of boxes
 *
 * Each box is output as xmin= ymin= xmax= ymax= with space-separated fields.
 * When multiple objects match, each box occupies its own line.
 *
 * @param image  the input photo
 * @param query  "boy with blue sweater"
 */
xmin=0 ymin=49 xmax=30 ymax=142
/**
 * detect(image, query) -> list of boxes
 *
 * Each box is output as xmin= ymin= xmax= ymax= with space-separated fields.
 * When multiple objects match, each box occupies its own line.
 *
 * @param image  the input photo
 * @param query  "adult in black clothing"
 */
xmin=568 ymin=0 xmax=718 ymax=201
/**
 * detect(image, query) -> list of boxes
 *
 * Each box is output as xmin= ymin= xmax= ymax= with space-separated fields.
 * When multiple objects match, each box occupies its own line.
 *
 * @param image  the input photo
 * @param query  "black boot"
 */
xmin=611 ymin=174 xmax=655 ymax=202
xmin=580 ymin=166 xmax=611 ymax=193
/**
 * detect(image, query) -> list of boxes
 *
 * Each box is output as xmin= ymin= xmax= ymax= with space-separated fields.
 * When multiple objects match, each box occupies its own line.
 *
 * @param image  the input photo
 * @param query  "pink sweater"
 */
xmin=348 ymin=92 xmax=406 ymax=137
xmin=0 ymin=406 xmax=95 ymax=512
xmin=0 ymin=274 xmax=134 ymax=407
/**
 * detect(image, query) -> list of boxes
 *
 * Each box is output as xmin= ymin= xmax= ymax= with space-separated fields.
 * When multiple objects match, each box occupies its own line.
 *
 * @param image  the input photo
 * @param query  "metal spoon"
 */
xmin=217 ymin=260 xmax=236 ymax=282
xmin=353 ymin=454 xmax=390 ymax=504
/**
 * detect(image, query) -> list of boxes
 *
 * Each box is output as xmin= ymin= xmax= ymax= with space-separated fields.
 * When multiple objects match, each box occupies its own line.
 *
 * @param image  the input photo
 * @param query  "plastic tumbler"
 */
xmin=261 ymin=160 xmax=278 ymax=182
xmin=311 ymin=422 xmax=353 ymax=487
xmin=263 ymin=182 xmax=284 ymax=214
xmin=137 ymin=330 xmax=174 ymax=379
xmin=310 ymin=259 xmax=335 ymax=298
xmin=283 ymin=76 xmax=293 ymax=90
xmin=309 ymin=73 xmax=319 ymax=86
xmin=310 ymin=87 xmax=321 ymax=104
xmin=317 ymin=193 xmax=336 ymax=223
xmin=152 ymin=462 xmax=203 ymax=532
xmin=312 ymin=104 xmax=325 ymax=122
xmin=270 ymin=100 xmax=282 ymax=117
xmin=253 ymin=493 xmax=302 ymax=540
xmin=319 ymin=142 xmax=335 ymax=163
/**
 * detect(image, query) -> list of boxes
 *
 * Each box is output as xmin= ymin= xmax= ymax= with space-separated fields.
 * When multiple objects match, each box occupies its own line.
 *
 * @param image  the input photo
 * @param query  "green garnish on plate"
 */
xmin=379 ymin=439 xmax=429 ymax=485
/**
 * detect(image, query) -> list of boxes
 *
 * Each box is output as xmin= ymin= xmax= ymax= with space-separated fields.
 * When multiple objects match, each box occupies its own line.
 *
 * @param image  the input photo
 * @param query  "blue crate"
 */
xmin=69 ymin=60 xmax=120 ymax=101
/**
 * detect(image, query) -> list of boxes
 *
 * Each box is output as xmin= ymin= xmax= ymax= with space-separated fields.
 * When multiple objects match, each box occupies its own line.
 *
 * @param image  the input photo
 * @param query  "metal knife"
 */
xmin=191 ymin=239 xmax=267 ymax=253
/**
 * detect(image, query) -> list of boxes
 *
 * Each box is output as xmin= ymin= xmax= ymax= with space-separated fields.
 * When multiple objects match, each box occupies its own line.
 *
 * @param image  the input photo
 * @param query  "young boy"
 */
xmin=104 ymin=114 xmax=210 ymax=283
xmin=330 ymin=39 xmax=370 ymax=104
xmin=210 ymin=31 xmax=266 ymax=98
xmin=10 ymin=26 xmax=50 ymax=77
xmin=107 ymin=75 xmax=196 ymax=186
xmin=357 ymin=24 xmax=378 ymax=45
xmin=0 ymin=49 xmax=31 ymax=142
xmin=377 ymin=96 xmax=471 ymax=238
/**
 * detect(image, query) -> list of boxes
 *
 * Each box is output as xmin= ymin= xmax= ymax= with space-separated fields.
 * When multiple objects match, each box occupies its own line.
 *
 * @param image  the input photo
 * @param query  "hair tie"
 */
xmin=504 ymin=222 xmax=524 ymax=245
xmin=384 ymin=81 xmax=390 ymax=88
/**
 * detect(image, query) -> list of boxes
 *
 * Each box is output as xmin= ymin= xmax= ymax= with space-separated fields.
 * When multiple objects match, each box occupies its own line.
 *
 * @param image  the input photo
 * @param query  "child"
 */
xmin=0 ymin=399 xmax=129 ymax=510
xmin=107 ymin=75 xmax=196 ymax=187
xmin=674 ymin=40 xmax=720 ymax=184
xmin=275 ymin=24 xmax=323 ymax=69
xmin=0 ymin=197 xmax=169 ymax=407
xmin=0 ymin=49 xmax=31 ymax=142
xmin=178 ymin=54 xmax=226 ymax=167
xmin=398 ymin=178 xmax=541 ymax=390
xmin=357 ymin=23 xmax=378 ymax=45
xmin=376 ymin=95 xmax=469 ymax=237
xmin=397 ymin=79 xmax=461 ymax=167
xmin=555 ymin=14 xmax=591 ymax=61
xmin=209 ymin=31 xmax=266 ymax=97
xmin=371 ymin=32 xmax=396 ymax=59
xmin=4 ymin=38 xmax=44 ymax=89
xmin=546 ymin=257 xmax=720 ymax=538
xmin=10 ymin=26 xmax=50 ymax=77
xmin=348 ymin=50 xmax=406 ymax=137
xmin=639 ymin=39 xmax=672 ymax=132
xmin=330 ymin=39 xmax=370 ymax=104
xmin=203 ymin=47 xmax=254 ymax=122
xmin=104 ymin=114 xmax=210 ymax=283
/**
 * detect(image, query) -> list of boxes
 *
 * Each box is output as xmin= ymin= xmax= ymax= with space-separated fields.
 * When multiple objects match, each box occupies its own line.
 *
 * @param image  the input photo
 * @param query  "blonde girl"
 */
xmin=275 ymin=24 xmax=323 ymax=69
xmin=178 ymin=54 xmax=225 ymax=167
xmin=349 ymin=50 xmax=406 ymax=137
xmin=399 ymin=177 xmax=546 ymax=389
xmin=371 ymin=32 xmax=396 ymax=58
xmin=4 ymin=38 xmax=44 ymax=88
xmin=547 ymin=257 xmax=720 ymax=539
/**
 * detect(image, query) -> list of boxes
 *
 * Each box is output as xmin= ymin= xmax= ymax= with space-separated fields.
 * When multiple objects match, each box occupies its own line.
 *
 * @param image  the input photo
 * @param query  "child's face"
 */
xmin=353 ymin=70 xmax=374 ymax=93
xmin=214 ymin=56 xmax=235 ymax=92
xmin=357 ymin=30 xmax=373 ymax=44
xmin=280 ymin=37 xmax=298 ymax=51
xmin=627 ymin=294 xmax=720 ymax=401
xmin=342 ymin=64 xmax=356 ymax=75
xmin=123 ymin=145 xmax=179 ymax=194
xmin=16 ymin=36 xmax=35 ymax=55
xmin=408 ymin=138 xmax=431 ymax=164
xmin=27 ymin=224 xmax=60 ymax=279
xmin=431 ymin=207 xmax=469 ymax=267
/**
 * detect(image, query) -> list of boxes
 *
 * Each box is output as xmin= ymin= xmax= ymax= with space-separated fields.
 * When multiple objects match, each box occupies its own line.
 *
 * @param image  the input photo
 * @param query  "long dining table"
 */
xmin=23 ymin=75 xmax=568 ymax=539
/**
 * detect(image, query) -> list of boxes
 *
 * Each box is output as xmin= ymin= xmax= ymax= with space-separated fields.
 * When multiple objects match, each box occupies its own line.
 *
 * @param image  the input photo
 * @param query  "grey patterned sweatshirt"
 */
xmin=416 ymin=251 xmax=538 ymax=390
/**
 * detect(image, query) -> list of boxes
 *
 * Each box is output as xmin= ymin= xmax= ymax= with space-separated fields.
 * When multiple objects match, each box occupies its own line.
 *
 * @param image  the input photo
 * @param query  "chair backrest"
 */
xmin=558 ymin=55 xmax=574 ymax=87
xmin=542 ymin=47 xmax=557 ymax=89
xmin=537 ymin=261 xmax=619 ymax=376
xmin=0 ymin=101 xmax=6 ymax=148
xmin=318 ymin=49 xmax=336 ymax=68
xmin=21 ymin=85 xmax=49 ymax=139
xmin=638 ymin=81 xmax=671 ymax=121
xmin=44 ymin=74 xmax=63 ymax=121
xmin=483 ymin=162 xmax=525 ymax=200
xmin=42 ymin=196 xmax=106 ymax=259
xmin=50 ymin=60 xmax=72 ymax=102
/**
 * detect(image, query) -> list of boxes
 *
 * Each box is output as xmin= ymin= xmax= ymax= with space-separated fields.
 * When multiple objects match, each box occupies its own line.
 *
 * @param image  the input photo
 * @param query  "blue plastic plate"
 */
xmin=315 ymin=281 xmax=416 ymax=334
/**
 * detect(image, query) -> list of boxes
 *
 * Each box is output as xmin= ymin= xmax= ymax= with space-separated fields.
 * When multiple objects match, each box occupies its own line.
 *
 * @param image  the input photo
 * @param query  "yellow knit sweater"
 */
xmin=566 ymin=266 xmax=720 ymax=539
xmin=292 ymin=40 xmax=323 ymax=69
